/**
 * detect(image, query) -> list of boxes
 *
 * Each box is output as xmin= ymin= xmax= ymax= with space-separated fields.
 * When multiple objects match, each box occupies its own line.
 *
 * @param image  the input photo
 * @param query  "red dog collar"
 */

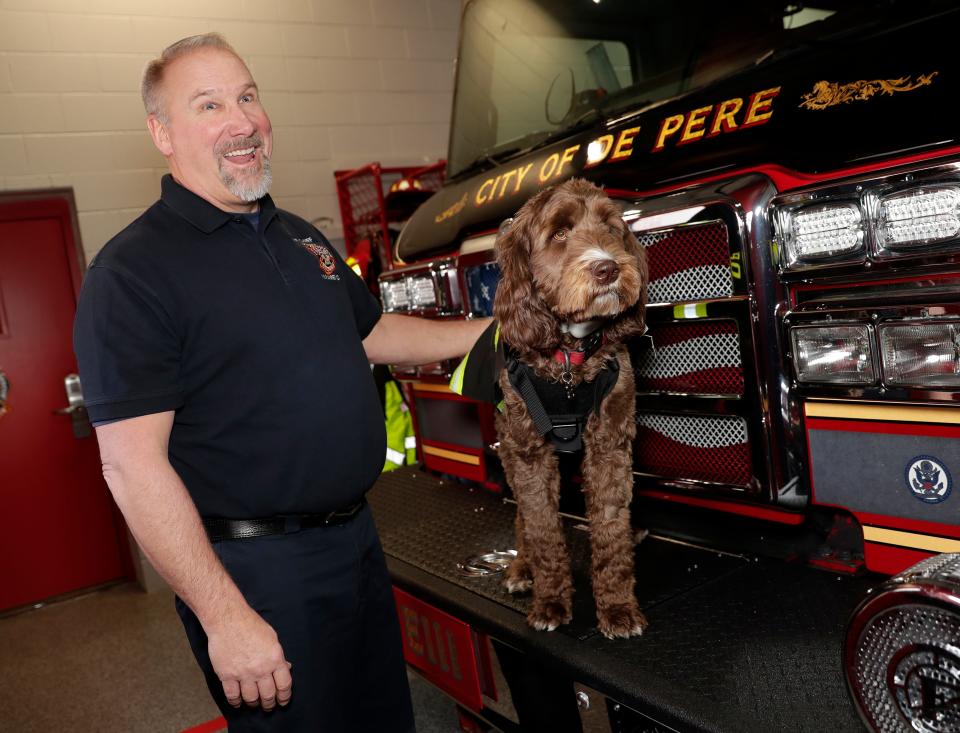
xmin=552 ymin=330 xmax=606 ymax=366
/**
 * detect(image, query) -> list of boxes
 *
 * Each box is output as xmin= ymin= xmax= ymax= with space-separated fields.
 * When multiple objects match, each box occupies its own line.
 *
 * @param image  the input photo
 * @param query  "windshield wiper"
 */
xmin=540 ymin=90 xmax=658 ymax=147
xmin=452 ymin=132 xmax=557 ymax=180
xmin=452 ymin=148 xmax=524 ymax=181
xmin=539 ymin=107 xmax=605 ymax=146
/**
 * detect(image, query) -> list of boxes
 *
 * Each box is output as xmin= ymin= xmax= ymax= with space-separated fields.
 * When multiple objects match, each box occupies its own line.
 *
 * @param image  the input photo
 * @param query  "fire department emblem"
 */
xmin=299 ymin=240 xmax=338 ymax=278
xmin=888 ymin=645 xmax=960 ymax=732
xmin=905 ymin=456 xmax=952 ymax=505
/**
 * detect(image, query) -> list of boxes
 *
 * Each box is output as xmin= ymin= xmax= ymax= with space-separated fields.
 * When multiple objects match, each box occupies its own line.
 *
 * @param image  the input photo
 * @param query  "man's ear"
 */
xmin=146 ymin=115 xmax=173 ymax=157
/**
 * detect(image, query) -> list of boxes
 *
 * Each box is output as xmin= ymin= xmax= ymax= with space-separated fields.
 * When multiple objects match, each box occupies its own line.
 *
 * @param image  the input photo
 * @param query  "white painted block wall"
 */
xmin=0 ymin=0 xmax=460 ymax=260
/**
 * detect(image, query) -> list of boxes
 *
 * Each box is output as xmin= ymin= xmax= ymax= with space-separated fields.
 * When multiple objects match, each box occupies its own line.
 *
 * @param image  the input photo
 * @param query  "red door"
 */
xmin=0 ymin=192 xmax=128 ymax=612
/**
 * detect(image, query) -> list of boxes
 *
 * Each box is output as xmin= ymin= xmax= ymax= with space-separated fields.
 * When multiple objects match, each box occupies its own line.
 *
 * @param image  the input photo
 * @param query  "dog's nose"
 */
xmin=591 ymin=260 xmax=619 ymax=285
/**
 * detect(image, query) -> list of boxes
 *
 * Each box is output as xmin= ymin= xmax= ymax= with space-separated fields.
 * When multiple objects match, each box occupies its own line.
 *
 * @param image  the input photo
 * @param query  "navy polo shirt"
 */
xmin=74 ymin=175 xmax=385 ymax=518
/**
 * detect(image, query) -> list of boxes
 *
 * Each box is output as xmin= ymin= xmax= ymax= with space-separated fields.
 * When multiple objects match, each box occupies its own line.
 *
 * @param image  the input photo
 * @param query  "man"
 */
xmin=73 ymin=33 xmax=487 ymax=732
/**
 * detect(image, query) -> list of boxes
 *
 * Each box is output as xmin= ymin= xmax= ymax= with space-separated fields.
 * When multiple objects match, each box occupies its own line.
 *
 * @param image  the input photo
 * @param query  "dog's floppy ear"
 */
xmin=493 ymin=207 xmax=557 ymax=353
xmin=606 ymin=224 xmax=649 ymax=343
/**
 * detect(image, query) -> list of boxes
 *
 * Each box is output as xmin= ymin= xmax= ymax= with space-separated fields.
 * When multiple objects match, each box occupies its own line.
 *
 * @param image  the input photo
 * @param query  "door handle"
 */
xmin=0 ymin=368 xmax=8 ymax=419
xmin=53 ymin=373 xmax=91 ymax=438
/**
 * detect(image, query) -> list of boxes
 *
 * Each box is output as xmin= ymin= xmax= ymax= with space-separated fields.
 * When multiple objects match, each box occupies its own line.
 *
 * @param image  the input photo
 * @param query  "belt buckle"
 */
xmin=326 ymin=506 xmax=346 ymax=524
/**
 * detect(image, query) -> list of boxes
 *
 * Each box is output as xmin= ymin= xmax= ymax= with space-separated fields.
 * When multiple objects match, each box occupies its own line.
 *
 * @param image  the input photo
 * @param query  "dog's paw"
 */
xmin=634 ymin=528 xmax=649 ymax=544
xmin=527 ymin=599 xmax=572 ymax=632
xmin=597 ymin=602 xmax=648 ymax=639
xmin=504 ymin=575 xmax=533 ymax=594
xmin=504 ymin=558 xmax=533 ymax=594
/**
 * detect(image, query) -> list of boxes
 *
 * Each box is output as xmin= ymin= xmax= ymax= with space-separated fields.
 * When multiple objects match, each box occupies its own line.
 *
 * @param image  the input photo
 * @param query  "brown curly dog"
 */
xmin=493 ymin=178 xmax=648 ymax=639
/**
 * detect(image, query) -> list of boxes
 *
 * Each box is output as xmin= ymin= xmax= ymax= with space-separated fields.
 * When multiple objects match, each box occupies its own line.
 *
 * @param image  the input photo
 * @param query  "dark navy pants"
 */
xmin=176 ymin=504 xmax=415 ymax=732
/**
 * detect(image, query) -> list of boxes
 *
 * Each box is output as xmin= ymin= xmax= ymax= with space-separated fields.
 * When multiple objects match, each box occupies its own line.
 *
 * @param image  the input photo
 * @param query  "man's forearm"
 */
xmin=96 ymin=412 xmax=291 ymax=709
xmin=101 ymin=450 xmax=248 ymax=628
xmin=363 ymin=313 xmax=492 ymax=366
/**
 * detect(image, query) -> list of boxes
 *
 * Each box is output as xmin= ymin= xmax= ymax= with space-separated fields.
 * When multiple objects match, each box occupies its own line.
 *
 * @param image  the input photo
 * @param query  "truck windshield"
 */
xmin=447 ymin=0 xmax=930 ymax=179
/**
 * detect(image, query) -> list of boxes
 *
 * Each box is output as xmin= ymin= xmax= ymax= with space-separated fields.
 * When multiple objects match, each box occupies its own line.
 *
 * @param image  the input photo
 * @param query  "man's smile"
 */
xmin=224 ymin=147 xmax=255 ymax=159
xmin=222 ymin=146 xmax=258 ymax=166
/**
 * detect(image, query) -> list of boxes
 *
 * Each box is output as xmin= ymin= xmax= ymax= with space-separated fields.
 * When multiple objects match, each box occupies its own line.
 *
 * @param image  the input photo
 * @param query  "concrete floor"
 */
xmin=0 ymin=583 xmax=461 ymax=732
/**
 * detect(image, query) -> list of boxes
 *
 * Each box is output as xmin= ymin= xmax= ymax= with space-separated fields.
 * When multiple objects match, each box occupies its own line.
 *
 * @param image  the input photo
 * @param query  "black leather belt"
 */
xmin=202 ymin=498 xmax=366 ymax=542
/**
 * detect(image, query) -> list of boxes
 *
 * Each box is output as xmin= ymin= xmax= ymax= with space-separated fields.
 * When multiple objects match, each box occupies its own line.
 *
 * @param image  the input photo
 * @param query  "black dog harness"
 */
xmin=505 ymin=327 xmax=619 ymax=453
xmin=450 ymin=319 xmax=623 ymax=453
xmin=506 ymin=355 xmax=619 ymax=453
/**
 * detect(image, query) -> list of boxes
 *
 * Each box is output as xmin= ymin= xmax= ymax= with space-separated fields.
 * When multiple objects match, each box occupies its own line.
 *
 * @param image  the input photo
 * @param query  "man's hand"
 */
xmin=207 ymin=606 xmax=293 ymax=711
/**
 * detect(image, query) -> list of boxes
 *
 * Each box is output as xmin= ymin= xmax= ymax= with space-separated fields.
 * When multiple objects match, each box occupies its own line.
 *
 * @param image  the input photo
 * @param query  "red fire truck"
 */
xmin=348 ymin=2 xmax=960 ymax=731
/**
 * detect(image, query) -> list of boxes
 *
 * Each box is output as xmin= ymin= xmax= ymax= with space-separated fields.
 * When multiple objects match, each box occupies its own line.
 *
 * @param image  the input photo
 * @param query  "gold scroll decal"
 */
xmin=434 ymin=192 xmax=467 ymax=224
xmin=799 ymin=72 xmax=938 ymax=110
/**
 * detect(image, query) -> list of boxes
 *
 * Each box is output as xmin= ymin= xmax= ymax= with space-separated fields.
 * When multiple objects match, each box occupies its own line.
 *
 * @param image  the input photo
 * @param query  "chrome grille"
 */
xmin=853 ymin=605 xmax=960 ymax=732
xmin=639 ymin=221 xmax=733 ymax=303
xmin=635 ymin=320 xmax=743 ymax=395
xmin=630 ymin=212 xmax=752 ymax=488
xmin=634 ymin=413 xmax=751 ymax=486
xmin=848 ymin=554 xmax=960 ymax=733
xmin=636 ymin=414 xmax=748 ymax=448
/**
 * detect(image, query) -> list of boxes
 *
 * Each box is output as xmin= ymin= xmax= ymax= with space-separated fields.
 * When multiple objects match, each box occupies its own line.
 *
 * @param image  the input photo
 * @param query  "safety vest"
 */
xmin=383 ymin=379 xmax=416 ymax=471
xmin=449 ymin=320 xmax=506 ymax=409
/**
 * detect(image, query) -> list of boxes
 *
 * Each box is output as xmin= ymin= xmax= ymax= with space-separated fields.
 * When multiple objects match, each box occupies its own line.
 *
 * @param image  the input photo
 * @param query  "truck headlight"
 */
xmin=791 ymin=324 xmax=876 ymax=385
xmin=381 ymin=278 xmax=411 ymax=311
xmin=379 ymin=258 xmax=462 ymax=315
xmin=407 ymin=275 xmax=438 ymax=308
xmin=876 ymin=186 xmax=960 ymax=252
xmin=382 ymin=274 xmax=437 ymax=311
xmin=879 ymin=321 xmax=960 ymax=387
xmin=778 ymin=202 xmax=864 ymax=268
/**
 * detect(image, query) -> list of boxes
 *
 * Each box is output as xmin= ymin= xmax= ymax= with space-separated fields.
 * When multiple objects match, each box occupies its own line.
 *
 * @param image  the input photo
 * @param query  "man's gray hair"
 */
xmin=141 ymin=33 xmax=240 ymax=122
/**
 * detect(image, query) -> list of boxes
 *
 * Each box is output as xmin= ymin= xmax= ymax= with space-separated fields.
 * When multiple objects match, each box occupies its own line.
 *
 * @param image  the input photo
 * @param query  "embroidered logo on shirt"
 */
xmin=294 ymin=237 xmax=340 ymax=280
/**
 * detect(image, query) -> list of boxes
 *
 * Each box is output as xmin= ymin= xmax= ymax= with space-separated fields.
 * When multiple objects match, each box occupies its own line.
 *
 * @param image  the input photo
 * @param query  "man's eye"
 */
xmin=552 ymin=228 xmax=568 ymax=242
xmin=202 ymin=102 xmax=218 ymax=111
xmin=240 ymin=94 xmax=254 ymax=103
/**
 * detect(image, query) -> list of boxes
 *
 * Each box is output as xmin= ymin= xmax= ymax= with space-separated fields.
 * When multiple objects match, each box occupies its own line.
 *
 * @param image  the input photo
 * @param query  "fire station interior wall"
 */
xmin=0 ymin=0 xmax=462 ymax=262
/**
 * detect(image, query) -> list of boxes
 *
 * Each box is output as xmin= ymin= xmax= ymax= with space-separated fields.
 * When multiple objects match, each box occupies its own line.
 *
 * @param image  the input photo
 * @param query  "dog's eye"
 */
xmin=552 ymin=228 xmax=568 ymax=242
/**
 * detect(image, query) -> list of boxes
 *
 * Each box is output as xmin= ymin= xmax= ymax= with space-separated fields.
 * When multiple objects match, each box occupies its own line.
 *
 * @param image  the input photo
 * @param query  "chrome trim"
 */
xmin=625 ymin=204 xmax=706 ymax=231
xmin=845 ymin=553 xmax=960 ymax=733
xmin=644 ymin=295 xmax=750 ymax=310
xmin=621 ymin=175 xmax=796 ymax=505
xmin=456 ymin=550 xmax=517 ymax=578
xmin=573 ymin=682 xmax=614 ymax=733
xmin=632 ymin=470 xmax=755 ymax=496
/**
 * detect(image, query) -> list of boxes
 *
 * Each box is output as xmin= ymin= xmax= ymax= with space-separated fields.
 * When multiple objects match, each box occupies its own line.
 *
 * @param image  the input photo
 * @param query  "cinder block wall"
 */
xmin=0 ymin=0 xmax=460 ymax=261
